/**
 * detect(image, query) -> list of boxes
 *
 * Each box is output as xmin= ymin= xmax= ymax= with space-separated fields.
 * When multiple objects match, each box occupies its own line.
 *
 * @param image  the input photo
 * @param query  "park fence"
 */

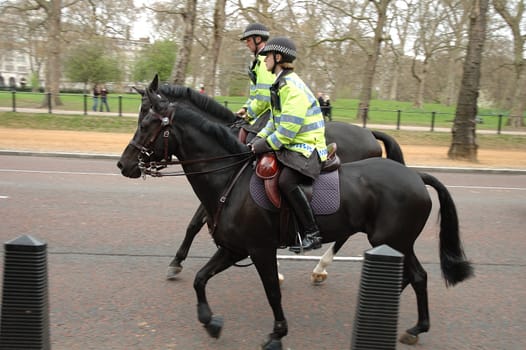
xmin=0 ymin=90 xmax=520 ymax=135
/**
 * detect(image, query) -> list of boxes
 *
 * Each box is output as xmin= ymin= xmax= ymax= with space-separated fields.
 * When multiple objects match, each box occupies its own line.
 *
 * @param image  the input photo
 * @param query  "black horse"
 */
xmin=134 ymin=76 xmax=406 ymax=280
xmin=118 ymin=84 xmax=473 ymax=348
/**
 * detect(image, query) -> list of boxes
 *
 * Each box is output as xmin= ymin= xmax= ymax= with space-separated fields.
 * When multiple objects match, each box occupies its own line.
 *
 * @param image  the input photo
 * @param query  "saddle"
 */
xmin=255 ymin=143 xmax=341 ymax=208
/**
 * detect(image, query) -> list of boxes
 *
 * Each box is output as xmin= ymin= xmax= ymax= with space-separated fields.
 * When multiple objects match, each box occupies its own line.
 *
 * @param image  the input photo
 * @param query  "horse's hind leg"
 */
xmin=311 ymin=239 xmax=347 ymax=285
xmin=167 ymin=203 xmax=207 ymax=279
xmin=399 ymin=250 xmax=430 ymax=345
xmin=194 ymin=246 xmax=245 ymax=339
xmin=311 ymin=242 xmax=336 ymax=285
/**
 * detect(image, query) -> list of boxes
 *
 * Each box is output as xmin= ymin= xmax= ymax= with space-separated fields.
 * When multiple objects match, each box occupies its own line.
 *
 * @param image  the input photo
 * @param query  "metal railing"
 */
xmin=1 ymin=90 xmax=523 ymax=135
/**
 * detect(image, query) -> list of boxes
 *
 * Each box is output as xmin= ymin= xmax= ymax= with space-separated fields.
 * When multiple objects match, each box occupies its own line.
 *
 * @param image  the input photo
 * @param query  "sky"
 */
xmin=131 ymin=0 xmax=155 ymax=40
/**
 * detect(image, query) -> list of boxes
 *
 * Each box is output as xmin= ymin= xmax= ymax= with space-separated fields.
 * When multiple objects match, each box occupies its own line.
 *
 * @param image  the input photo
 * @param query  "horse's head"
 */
xmin=118 ymin=75 xmax=176 ymax=178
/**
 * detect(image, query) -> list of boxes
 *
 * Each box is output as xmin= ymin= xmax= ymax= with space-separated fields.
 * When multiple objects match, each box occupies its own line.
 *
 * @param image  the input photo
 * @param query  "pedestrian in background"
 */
xmin=99 ymin=86 xmax=110 ymax=112
xmin=92 ymin=85 xmax=100 ymax=112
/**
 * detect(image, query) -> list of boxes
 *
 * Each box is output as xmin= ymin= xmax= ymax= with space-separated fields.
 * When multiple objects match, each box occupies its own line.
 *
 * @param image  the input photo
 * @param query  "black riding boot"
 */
xmin=287 ymin=186 xmax=322 ymax=253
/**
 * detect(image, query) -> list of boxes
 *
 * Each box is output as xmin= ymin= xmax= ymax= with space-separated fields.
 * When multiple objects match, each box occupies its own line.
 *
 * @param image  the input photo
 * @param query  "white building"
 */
xmin=0 ymin=36 xmax=150 ymax=91
xmin=0 ymin=50 xmax=30 ymax=88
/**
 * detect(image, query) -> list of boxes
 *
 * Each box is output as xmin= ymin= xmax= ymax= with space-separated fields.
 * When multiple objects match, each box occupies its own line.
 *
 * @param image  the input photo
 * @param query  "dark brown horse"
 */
xmin=117 ymin=82 xmax=473 ymax=348
xmin=133 ymin=76 xmax=406 ymax=280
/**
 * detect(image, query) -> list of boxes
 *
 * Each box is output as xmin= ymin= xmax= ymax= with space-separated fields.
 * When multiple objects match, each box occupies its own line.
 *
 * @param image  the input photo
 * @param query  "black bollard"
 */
xmin=351 ymin=244 xmax=404 ymax=350
xmin=0 ymin=235 xmax=50 ymax=349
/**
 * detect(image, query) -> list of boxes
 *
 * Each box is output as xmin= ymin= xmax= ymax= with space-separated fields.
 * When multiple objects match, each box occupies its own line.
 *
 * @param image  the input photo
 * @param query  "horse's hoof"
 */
xmin=261 ymin=338 xmax=282 ymax=350
xmin=311 ymin=272 xmax=327 ymax=285
xmin=278 ymin=272 xmax=284 ymax=285
xmin=204 ymin=315 xmax=223 ymax=338
xmin=166 ymin=265 xmax=183 ymax=280
xmin=399 ymin=332 xmax=419 ymax=345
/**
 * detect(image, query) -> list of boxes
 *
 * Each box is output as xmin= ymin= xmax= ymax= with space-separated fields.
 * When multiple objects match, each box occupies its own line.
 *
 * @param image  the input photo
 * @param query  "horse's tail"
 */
xmin=371 ymin=130 xmax=406 ymax=165
xmin=419 ymin=172 xmax=474 ymax=287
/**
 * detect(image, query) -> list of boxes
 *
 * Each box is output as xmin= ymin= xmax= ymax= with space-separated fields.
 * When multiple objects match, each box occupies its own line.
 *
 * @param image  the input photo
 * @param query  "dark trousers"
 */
xmin=278 ymin=166 xmax=312 ymax=195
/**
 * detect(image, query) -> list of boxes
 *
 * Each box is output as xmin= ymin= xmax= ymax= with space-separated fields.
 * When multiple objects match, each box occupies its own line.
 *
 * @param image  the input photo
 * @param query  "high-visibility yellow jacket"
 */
xmin=257 ymin=71 xmax=327 ymax=161
xmin=242 ymin=55 xmax=275 ymax=124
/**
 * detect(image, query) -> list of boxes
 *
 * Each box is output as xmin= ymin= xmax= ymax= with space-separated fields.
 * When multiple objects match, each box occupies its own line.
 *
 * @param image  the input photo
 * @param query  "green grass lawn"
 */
xmin=0 ymin=91 xmax=143 ymax=114
xmin=1 ymin=90 xmax=523 ymax=132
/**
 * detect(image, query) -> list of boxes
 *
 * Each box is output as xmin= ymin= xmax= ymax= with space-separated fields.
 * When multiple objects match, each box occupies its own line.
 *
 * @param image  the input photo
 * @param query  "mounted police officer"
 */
xmin=236 ymin=23 xmax=276 ymax=142
xmin=250 ymin=37 xmax=327 ymax=253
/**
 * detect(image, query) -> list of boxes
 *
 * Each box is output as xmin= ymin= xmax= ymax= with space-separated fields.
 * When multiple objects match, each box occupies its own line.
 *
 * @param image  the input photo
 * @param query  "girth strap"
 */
xmin=211 ymin=159 xmax=252 ymax=237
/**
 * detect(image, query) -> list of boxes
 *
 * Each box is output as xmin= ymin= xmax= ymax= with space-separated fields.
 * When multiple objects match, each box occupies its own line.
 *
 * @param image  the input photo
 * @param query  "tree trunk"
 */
xmin=444 ymin=54 xmax=457 ymax=106
xmin=413 ymin=59 xmax=428 ymax=109
xmin=388 ymin=55 xmax=400 ymax=100
xmin=207 ymin=0 xmax=226 ymax=96
xmin=508 ymin=67 xmax=526 ymax=127
xmin=356 ymin=54 xmax=377 ymax=121
xmin=356 ymin=0 xmax=390 ymax=122
xmin=42 ymin=0 xmax=63 ymax=107
xmin=448 ymin=0 xmax=488 ymax=161
xmin=493 ymin=0 xmax=525 ymax=128
xmin=171 ymin=0 xmax=197 ymax=85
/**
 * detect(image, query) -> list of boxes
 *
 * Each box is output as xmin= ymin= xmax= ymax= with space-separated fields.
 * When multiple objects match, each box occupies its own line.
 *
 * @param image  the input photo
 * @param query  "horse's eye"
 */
xmin=139 ymin=120 xmax=148 ymax=131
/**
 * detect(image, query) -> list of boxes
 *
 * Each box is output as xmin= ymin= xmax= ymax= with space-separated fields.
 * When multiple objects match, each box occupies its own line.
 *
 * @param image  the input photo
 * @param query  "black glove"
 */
xmin=250 ymin=137 xmax=273 ymax=154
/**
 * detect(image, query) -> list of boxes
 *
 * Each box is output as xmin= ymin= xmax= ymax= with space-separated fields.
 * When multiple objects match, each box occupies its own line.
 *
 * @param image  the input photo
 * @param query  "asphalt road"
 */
xmin=0 ymin=155 xmax=525 ymax=350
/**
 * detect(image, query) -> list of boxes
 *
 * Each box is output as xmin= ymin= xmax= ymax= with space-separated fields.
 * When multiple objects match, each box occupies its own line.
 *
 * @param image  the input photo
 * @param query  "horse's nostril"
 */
xmin=117 ymin=161 xmax=123 ymax=169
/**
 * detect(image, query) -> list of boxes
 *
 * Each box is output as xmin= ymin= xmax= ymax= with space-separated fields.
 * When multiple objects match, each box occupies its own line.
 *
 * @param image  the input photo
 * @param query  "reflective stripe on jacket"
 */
xmin=243 ymin=55 xmax=275 ymax=124
xmin=257 ymin=71 xmax=327 ymax=161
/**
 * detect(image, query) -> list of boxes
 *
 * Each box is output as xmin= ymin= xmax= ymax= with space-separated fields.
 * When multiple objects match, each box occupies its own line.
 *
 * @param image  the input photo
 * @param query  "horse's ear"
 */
xmin=133 ymin=87 xmax=145 ymax=96
xmin=145 ymin=85 xmax=161 ymax=109
xmin=149 ymin=74 xmax=159 ymax=91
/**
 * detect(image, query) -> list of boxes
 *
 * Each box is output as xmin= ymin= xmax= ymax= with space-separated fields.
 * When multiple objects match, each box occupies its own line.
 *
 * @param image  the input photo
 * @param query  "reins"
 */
xmin=139 ymin=151 xmax=254 ymax=178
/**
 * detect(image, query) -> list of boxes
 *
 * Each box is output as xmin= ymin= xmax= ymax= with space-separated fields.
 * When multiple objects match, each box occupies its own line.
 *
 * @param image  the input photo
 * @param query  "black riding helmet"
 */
xmin=240 ymin=23 xmax=270 ymax=61
xmin=260 ymin=37 xmax=297 ymax=73
xmin=240 ymin=23 xmax=270 ymax=41
xmin=259 ymin=36 xmax=297 ymax=63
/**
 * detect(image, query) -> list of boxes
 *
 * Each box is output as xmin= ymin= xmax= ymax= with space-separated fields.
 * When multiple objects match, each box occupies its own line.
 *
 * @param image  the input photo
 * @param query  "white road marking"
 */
xmin=277 ymin=254 xmax=364 ymax=262
xmin=447 ymin=185 xmax=526 ymax=191
xmin=0 ymin=169 xmax=120 ymax=176
xmin=2 ymin=168 xmax=525 ymax=190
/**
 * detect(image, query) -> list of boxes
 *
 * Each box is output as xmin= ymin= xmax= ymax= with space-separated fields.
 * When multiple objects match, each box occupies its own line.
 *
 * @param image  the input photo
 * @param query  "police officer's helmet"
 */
xmin=259 ymin=36 xmax=297 ymax=63
xmin=240 ymin=23 xmax=270 ymax=41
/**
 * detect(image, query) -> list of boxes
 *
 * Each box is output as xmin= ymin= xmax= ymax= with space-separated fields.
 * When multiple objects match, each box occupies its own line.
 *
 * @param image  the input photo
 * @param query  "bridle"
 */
xmin=128 ymin=107 xmax=254 ymax=179
xmin=129 ymin=107 xmax=174 ymax=172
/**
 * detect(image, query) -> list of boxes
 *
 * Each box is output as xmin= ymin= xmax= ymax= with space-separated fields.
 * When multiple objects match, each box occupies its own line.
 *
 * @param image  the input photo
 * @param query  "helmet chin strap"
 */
xmin=251 ymin=36 xmax=261 ymax=57
xmin=271 ymin=52 xmax=279 ymax=74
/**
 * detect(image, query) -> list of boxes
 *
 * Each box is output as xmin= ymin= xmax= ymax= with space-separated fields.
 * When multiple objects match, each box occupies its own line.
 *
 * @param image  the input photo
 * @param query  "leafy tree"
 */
xmin=133 ymin=40 xmax=177 ymax=83
xmin=63 ymin=40 xmax=123 ymax=92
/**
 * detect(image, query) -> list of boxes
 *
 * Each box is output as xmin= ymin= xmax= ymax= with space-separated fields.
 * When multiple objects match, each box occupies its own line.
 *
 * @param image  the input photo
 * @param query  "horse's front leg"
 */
xmin=251 ymin=249 xmax=288 ymax=350
xmin=167 ymin=203 xmax=208 ymax=279
xmin=194 ymin=246 xmax=244 ymax=339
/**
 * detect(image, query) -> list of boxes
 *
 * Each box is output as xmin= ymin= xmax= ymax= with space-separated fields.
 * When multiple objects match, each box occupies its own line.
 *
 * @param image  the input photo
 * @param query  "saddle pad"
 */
xmin=249 ymin=170 xmax=340 ymax=215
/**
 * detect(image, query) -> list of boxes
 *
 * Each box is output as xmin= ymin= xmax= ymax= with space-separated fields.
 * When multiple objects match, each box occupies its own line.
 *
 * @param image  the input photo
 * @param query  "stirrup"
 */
xmin=289 ymin=233 xmax=321 ymax=254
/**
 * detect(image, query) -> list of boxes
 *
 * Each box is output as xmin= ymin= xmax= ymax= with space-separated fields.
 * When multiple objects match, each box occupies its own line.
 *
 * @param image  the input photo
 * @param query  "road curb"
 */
xmin=0 ymin=150 xmax=119 ymax=160
xmin=2 ymin=149 xmax=526 ymax=174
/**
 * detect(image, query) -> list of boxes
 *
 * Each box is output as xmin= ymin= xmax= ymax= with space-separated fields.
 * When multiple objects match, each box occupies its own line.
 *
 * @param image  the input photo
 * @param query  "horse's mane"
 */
xmin=172 ymin=102 xmax=247 ymax=154
xmin=159 ymin=84 xmax=237 ymax=124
